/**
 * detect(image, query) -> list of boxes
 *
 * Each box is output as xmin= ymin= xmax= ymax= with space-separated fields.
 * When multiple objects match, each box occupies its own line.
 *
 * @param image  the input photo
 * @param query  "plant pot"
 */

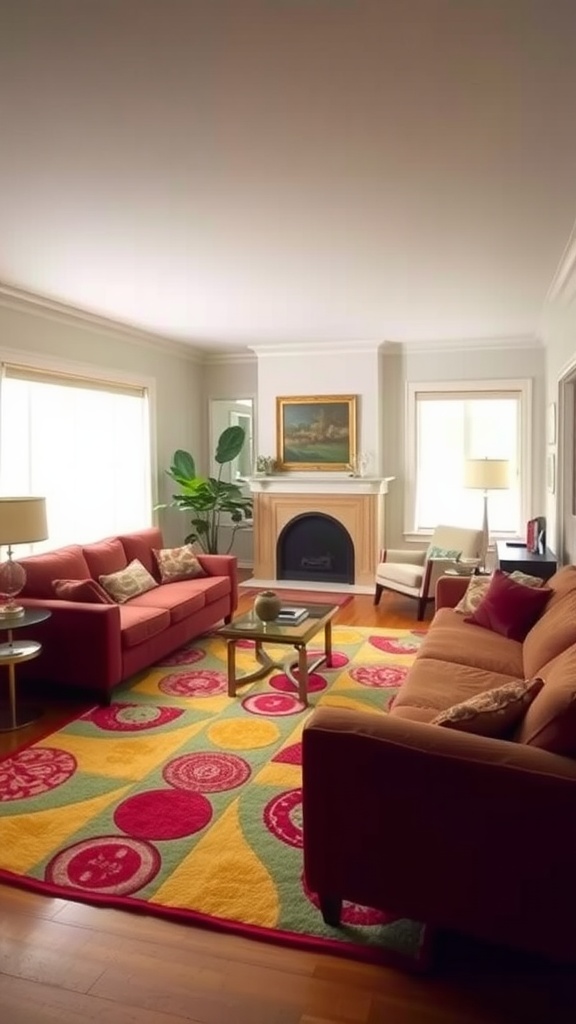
xmin=254 ymin=590 xmax=281 ymax=622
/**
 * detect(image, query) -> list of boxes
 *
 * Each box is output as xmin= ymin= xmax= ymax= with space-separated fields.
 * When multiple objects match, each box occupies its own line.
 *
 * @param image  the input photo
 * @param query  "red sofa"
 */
xmin=15 ymin=527 xmax=238 ymax=702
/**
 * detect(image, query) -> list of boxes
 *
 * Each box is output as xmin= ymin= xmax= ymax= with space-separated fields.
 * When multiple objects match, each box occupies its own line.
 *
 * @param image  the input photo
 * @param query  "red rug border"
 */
xmin=0 ymin=865 xmax=431 ymax=972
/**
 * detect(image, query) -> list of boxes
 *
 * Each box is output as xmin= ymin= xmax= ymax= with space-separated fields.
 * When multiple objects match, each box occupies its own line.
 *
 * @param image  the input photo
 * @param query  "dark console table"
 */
xmin=496 ymin=540 xmax=557 ymax=582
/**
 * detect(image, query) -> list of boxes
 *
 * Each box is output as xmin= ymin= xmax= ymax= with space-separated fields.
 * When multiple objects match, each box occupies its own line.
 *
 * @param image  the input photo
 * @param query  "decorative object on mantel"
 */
xmin=276 ymin=394 xmax=357 ymax=472
xmin=347 ymin=451 xmax=373 ymax=478
xmin=253 ymin=589 xmax=282 ymax=621
xmin=255 ymin=455 xmax=276 ymax=475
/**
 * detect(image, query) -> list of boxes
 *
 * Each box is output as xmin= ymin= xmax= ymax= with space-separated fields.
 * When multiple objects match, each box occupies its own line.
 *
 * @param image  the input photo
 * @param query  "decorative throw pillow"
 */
xmin=430 ymin=677 xmax=544 ymax=737
xmin=153 ymin=544 xmax=206 ymax=583
xmin=426 ymin=545 xmax=462 ymax=560
xmin=463 ymin=570 xmax=551 ymax=642
xmin=454 ymin=569 xmax=545 ymax=615
xmin=99 ymin=559 xmax=159 ymax=604
xmin=53 ymin=578 xmax=115 ymax=604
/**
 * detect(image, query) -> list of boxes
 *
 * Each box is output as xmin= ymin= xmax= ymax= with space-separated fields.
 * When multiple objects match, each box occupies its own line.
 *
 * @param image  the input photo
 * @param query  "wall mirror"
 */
xmin=209 ymin=398 xmax=254 ymax=485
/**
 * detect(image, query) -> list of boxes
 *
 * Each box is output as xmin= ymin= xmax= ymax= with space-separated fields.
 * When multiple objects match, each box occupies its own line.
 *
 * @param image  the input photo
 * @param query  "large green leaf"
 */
xmin=170 ymin=449 xmax=196 ymax=480
xmin=215 ymin=425 xmax=245 ymax=465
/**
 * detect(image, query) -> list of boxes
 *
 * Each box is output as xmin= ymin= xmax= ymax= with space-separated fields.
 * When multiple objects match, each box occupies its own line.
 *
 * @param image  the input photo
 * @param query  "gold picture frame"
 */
xmin=276 ymin=394 xmax=357 ymax=471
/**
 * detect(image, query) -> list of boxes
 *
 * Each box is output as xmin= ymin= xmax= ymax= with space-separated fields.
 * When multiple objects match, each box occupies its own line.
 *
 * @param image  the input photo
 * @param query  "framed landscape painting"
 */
xmin=276 ymin=395 xmax=357 ymax=471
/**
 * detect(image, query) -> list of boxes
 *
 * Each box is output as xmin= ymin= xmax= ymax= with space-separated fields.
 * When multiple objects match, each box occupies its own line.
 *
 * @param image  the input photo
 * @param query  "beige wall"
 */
xmin=0 ymin=300 xmax=203 ymax=547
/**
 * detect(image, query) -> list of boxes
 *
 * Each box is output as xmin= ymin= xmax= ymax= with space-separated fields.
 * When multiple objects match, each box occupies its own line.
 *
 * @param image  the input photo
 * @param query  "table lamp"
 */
xmin=464 ymin=459 xmax=510 ymax=568
xmin=0 ymin=497 xmax=48 ymax=617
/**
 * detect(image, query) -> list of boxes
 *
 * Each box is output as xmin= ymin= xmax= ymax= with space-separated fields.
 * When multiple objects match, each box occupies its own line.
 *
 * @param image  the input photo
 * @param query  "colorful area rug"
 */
xmin=0 ymin=626 xmax=428 ymax=969
xmin=239 ymin=586 xmax=353 ymax=607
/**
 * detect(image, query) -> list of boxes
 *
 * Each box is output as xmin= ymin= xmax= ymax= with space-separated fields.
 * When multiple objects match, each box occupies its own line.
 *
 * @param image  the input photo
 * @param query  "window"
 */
xmin=0 ymin=361 xmax=153 ymax=552
xmin=406 ymin=380 xmax=531 ymax=537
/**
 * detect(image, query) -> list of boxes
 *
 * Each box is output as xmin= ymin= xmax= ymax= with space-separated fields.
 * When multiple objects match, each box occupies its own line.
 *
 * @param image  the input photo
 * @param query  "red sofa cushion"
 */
xmin=464 ymin=569 xmax=551 ymax=642
xmin=53 ymin=578 xmax=115 ymax=604
xmin=20 ymin=546 xmax=91 ymax=598
xmin=128 ymin=583 xmax=206 ymax=623
xmin=119 ymin=527 xmax=164 ymax=579
xmin=118 ymin=605 xmax=171 ymax=648
xmin=82 ymin=537 xmax=127 ymax=579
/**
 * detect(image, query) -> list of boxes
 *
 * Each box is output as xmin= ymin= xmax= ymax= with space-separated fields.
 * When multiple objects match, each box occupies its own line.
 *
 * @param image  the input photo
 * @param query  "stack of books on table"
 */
xmin=276 ymin=606 xmax=308 ymax=624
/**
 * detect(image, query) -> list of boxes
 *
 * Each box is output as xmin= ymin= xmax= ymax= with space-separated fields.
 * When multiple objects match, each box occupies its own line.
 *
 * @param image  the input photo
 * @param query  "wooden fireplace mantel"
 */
xmin=248 ymin=476 xmax=394 ymax=591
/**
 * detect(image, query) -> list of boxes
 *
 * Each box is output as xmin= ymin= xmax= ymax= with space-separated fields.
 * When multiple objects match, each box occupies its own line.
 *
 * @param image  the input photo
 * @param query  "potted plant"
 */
xmin=163 ymin=426 xmax=253 ymax=554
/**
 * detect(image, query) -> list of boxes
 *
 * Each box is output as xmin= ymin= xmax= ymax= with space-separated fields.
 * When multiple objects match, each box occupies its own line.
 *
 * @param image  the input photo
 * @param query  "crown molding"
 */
xmin=201 ymin=349 xmax=258 ymax=366
xmin=0 ymin=283 xmax=206 ymax=363
xmin=249 ymin=339 xmax=385 ymax=358
xmin=546 ymin=219 xmax=576 ymax=305
xmin=393 ymin=334 xmax=542 ymax=355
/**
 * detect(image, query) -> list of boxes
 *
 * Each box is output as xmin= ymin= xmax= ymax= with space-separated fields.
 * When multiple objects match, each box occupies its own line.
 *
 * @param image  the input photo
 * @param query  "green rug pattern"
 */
xmin=0 ymin=626 xmax=428 ymax=966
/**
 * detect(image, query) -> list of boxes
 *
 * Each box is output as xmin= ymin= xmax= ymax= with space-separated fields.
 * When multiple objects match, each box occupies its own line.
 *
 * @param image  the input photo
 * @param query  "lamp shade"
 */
xmin=0 ymin=497 xmax=48 ymax=545
xmin=464 ymin=459 xmax=510 ymax=491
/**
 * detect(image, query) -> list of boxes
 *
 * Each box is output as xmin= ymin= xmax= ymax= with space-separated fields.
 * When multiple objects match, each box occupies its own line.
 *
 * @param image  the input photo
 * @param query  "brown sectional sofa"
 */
xmin=15 ymin=527 xmax=237 ymax=702
xmin=302 ymin=565 xmax=576 ymax=963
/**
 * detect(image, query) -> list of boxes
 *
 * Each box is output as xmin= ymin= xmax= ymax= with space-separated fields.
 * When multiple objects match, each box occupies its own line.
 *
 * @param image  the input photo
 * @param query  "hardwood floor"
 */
xmin=0 ymin=584 xmax=574 ymax=1024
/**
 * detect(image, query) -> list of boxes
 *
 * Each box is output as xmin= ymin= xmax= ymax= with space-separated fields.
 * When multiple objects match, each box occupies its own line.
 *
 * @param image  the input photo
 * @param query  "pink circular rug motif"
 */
xmin=0 ymin=748 xmax=77 ymax=802
xmin=86 ymin=703 xmax=184 ymax=731
xmin=242 ymin=693 xmax=304 ymax=716
xmin=159 ymin=670 xmax=227 ymax=697
xmin=264 ymin=788 xmax=303 ymax=848
xmin=46 ymin=836 xmax=160 ymax=895
xmin=269 ymin=672 xmax=327 ymax=694
xmin=349 ymin=665 xmax=408 ymax=688
xmin=272 ymin=741 xmax=302 ymax=765
xmin=302 ymin=875 xmax=400 ymax=926
xmin=368 ymin=636 xmax=420 ymax=655
xmin=114 ymin=788 xmax=213 ymax=840
xmin=157 ymin=646 xmax=206 ymax=666
xmin=164 ymin=752 xmax=251 ymax=793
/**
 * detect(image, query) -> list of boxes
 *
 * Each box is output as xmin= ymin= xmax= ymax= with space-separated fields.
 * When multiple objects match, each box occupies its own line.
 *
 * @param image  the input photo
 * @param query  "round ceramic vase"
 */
xmin=254 ymin=590 xmax=281 ymax=622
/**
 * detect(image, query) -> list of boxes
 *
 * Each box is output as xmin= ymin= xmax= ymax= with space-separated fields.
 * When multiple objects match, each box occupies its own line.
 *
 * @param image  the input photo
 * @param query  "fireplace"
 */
xmin=249 ymin=475 xmax=393 ymax=592
xmin=277 ymin=513 xmax=354 ymax=584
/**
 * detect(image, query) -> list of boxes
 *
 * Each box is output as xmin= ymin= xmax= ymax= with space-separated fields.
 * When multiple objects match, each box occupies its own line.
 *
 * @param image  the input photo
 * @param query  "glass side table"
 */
xmin=0 ymin=608 xmax=51 ymax=731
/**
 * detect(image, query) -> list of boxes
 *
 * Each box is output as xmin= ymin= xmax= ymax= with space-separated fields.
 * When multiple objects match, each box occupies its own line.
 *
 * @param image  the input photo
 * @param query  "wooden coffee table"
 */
xmin=215 ymin=602 xmax=338 ymax=705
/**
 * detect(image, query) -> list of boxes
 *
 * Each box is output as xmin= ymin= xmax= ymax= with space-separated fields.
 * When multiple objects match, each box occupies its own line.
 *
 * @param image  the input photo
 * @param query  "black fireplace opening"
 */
xmin=277 ymin=513 xmax=354 ymax=585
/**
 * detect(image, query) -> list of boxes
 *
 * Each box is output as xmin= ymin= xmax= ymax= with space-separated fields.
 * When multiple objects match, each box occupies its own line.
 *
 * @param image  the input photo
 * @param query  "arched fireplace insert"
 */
xmin=276 ymin=513 xmax=354 ymax=585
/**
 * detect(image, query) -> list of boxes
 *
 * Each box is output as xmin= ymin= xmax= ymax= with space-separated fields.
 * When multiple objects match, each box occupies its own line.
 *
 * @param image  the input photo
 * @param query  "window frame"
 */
xmin=0 ymin=347 xmax=157 ymax=548
xmin=404 ymin=378 xmax=532 ymax=542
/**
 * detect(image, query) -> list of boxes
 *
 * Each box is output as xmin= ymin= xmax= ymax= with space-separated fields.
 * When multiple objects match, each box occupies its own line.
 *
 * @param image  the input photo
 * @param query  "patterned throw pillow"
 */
xmin=53 ymin=578 xmax=115 ymax=604
xmin=430 ymin=678 xmax=544 ymax=737
xmin=454 ymin=570 xmax=544 ymax=615
xmin=99 ymin=559 xmax=159 ymax=604
xmin=153 ymin=544 xmax=206 ymax=583
xmin=426 ymin=545 xmax=462 ymax=560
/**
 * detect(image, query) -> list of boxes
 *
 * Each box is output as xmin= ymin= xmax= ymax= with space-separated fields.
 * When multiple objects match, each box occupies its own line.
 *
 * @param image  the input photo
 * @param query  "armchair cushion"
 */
xmin=426 ymin=545 xmax=462 ymax=560
xmin=375 ymin=562 xmax=423 ymax=591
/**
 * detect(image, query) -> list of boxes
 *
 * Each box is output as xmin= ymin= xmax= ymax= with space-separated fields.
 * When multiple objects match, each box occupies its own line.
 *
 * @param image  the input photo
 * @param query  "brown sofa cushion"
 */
xmin=430 ymin=677 xmax=543 ymax=737
xmin=523 ymin=589 xmax=576 ymax=679
xmin=464 ymin=570 xmax=551 ymax=641
xmin=416 ymin=608 xmax=525 ymax=678
xmin=389 ymin=656 xmax=526 ymax=723
xmin=516 ymin=645 xmax=576 ymax=756
xmin=53 ymin=578 xmax=115 ymax=604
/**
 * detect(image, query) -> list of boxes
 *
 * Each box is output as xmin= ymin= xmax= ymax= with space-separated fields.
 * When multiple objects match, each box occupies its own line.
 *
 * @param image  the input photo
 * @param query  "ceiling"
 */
xmin=2 ymin=0 xmax=576 ymax=355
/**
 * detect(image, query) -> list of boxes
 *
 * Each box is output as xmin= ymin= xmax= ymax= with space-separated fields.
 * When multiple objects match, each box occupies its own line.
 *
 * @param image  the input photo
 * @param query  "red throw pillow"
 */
xmin=464 ymin=569 xmax=551 ymax=642
xmin=53 ymin=578 xmax=115 ymax=604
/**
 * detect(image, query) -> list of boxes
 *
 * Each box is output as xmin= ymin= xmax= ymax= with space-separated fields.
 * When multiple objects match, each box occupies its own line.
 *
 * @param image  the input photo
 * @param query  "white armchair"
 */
xmin=374 ymin=524 xmax=485 ymax=620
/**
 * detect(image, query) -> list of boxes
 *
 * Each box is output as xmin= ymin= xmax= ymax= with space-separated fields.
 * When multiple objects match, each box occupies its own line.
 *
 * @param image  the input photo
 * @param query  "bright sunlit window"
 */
xmin=0 ymin=362 xmax=153 ymax=552
xmin=406 ymin=380 xmax=531 ymax=537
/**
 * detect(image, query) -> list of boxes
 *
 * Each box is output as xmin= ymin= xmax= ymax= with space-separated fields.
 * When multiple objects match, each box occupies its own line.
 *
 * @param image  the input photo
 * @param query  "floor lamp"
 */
xmin=464 ymin=459 xmax=510 ymax=569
